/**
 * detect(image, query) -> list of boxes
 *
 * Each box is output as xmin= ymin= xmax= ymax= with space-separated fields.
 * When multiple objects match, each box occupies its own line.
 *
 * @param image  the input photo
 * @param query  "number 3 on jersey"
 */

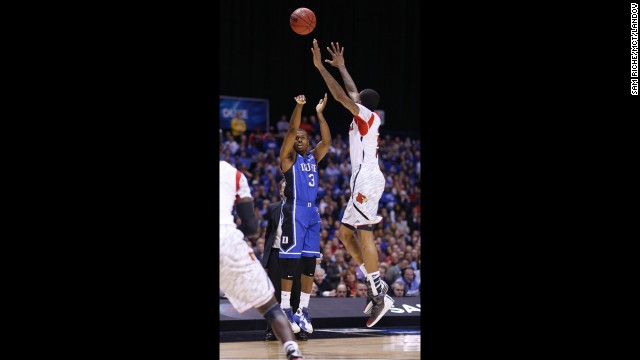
xmin=308 ymin=173 xmax=315 ymax=187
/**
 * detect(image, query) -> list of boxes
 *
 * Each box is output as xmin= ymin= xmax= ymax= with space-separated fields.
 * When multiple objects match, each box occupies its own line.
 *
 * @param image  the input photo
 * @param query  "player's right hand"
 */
xmin=311 ymin=39 xmax=323 ymax=69
xmin=294 ymin=95 xmax=306 ymax=105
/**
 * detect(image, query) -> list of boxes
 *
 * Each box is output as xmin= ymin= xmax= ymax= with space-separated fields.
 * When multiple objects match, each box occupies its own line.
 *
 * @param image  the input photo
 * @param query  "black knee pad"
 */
xmin=280 ymin=258 xmax=300 ymax=279
xmin=263 ymin=302 xmax=285 ymax=323
xmin=301 ymin=256 xmax=317 ymax=277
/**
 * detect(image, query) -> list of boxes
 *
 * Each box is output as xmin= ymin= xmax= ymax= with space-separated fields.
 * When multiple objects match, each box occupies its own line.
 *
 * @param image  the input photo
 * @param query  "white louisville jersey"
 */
xmin=349 ymin=103 xmax=381 ymax=169
xmin=219 ymin=160 xmax=252 ymax=226
xmin=219 ymin=160 xmax=274 ymax=313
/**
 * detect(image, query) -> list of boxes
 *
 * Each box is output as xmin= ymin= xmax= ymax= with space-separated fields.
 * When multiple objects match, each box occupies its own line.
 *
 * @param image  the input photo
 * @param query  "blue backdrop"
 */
xmin=219 ymin=96 xmax=270 ymax=132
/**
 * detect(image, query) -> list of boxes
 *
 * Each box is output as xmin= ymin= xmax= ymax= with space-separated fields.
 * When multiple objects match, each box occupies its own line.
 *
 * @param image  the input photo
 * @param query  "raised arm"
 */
xmin=325 ymin=42 xmax=360 ymax=103
xmin=279 ymin=95 xmax=306 ymax=173
xmin=311 ymin=39 xmax=359 ymax=116
xmin=311 ymin=93 xmax=331 ymax=163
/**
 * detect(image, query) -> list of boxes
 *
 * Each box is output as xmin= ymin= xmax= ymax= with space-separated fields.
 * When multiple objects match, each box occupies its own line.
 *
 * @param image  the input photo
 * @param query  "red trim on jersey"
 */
xmin=367 ymin=114 xmax=375 ymax=128
xmin=235 ymin=170 xmax=241 ymax=200
xmin=353 ymin=114 xmax=369 ymax=136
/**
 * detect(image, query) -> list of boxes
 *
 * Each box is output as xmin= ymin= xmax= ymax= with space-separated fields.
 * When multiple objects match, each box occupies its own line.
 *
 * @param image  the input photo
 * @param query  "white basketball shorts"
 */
xmin=219 ymin=224 xmax=275 ymax=313
xmin=341 ymin=163 xmax=385 ymax=227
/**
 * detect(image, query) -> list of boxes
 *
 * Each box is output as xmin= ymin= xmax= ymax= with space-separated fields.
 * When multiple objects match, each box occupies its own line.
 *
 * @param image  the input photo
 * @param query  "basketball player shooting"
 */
xmin=311 ymin=39 xmax=394 ymax=327
xmin=278 ymin=94 xmax=332 ymax=335
xmin=219 ymin=130 xmax=304 ymax=360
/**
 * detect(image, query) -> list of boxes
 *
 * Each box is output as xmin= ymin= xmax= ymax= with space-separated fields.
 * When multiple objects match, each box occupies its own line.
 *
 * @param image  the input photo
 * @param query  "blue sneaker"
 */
xmin=292 ymin=307 xmax=313 ymax=333
xmin=283 ymin=308 xmax=301 ymax=333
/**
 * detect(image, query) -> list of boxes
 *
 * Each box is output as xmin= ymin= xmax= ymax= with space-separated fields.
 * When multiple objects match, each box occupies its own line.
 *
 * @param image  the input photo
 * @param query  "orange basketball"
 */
xmin=290 ymin=7 xmax=316 ymax=35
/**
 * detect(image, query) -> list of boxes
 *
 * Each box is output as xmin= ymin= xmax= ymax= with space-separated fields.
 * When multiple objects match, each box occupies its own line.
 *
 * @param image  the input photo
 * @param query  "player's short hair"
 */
xmin=359 ymin=88 xmax=380 ymax=111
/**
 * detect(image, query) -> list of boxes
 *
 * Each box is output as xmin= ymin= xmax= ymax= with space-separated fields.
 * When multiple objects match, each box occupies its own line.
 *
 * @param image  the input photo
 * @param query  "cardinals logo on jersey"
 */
xmin=356 ymin=192 xmax=368 ymax=204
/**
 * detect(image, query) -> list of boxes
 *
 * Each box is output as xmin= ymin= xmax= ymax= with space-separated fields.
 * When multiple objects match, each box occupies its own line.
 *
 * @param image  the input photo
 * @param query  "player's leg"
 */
xmin=290 ymin=266 xmax=306 ymax=340
xmin=265 ymin=248 xmax=282 ymax=340
xmin=338 ymin=198 xmax=364 ymax=265
xmin=290 ymin=260 xmax=302 ymax=316
xmin=352 ymin=168 xmax=393 ymax=327
xmin=279 ymin=202 xmax=303 ymax=333
xmin=355 ymin=168 xmax=387 ymax=294
xmin=341 ymin=193 xmax=380 ymax=313
xmin=255 ymin=297 xmax=304 ymax=360
xmin=279 ymin=257 xmax=301 ymax=333
xmin=293 ymin=207 xmax=320 ymax=333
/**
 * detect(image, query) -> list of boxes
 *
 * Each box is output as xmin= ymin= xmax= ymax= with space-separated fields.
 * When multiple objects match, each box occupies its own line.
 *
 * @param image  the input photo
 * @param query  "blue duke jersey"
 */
xmin=280 ymin=152 xmax=321 ymax=259
xmin=283 ymin=153 xmax=318 ymax=202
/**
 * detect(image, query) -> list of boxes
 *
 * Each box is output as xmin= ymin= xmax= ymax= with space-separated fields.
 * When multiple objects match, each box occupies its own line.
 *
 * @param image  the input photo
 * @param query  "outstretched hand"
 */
xmin=316 ymin=93 xmax=328 ymax=113
xmin=311 ymin=39 xmax=323 ymax=69
xmin=325 ymin=42 xmax=345 ymax=68
xmin=294 ymin=94 xmax=306 ymax=105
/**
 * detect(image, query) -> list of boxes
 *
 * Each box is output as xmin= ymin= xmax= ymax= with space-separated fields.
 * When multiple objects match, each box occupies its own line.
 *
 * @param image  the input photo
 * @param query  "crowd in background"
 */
xmin=220 ymin=113 xmax=421 ymax=298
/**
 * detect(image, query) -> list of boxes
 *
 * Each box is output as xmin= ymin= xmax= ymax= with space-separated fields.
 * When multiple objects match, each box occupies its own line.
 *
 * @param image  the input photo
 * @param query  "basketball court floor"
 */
xmin=219 ymin=326 xmax=421 ymax=359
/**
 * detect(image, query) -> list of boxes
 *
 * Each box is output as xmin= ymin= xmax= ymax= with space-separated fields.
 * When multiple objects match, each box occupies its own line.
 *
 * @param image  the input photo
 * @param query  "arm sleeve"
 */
xmin=236 ymin=201 xmax=258 ymax=236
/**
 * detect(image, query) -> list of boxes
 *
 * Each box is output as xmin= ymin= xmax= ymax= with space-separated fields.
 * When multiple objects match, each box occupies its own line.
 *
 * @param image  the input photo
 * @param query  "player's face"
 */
xmin=294 ymin=130 xmax=309 ymax=155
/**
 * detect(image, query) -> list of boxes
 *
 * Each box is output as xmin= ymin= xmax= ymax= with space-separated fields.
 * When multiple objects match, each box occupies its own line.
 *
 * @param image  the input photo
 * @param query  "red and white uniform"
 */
xmin=219 ymin=160 xmax=274 ymax=313
xmin=341 ymin=104 xmax=385 ymax=227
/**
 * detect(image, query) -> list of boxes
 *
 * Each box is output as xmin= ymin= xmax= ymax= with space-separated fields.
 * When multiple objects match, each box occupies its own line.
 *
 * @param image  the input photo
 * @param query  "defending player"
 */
xmin=311 ymin=39 xmax=394 ymax=327
xmin=278 ymin=94 xmax=331 ymax=334
xmin=219 ymin=130 xmax=304 ymax=360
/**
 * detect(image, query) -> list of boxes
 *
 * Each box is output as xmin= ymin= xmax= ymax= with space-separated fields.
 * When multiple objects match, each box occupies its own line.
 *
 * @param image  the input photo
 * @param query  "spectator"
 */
xmin=342 ymin=268 xmax=359 ymax=297
xmin=230 ymin=111 xmax=247 ymax=140
xmin=355 ymin=282 xmax=368 ymax=298
xmin=324 ymin=248 xmax=343 ymax=289
xmin=313 ymin=268 xmax=336 ymax=297
xmin=391 ymin=282 xmax=406 ymax=297
xmin=335 ymin=283 xmax=349 ymax=297
xmin=394 ymin=266 xmax=420 ymax=297
xmin=386 ymin=258 xmax=409 ymax=284
xmin=223 ymin=132 xmax=240 ymax=155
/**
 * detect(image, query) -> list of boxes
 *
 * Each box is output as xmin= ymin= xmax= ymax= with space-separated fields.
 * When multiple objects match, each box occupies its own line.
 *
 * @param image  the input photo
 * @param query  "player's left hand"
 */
xmin=316 ymin=93 xmax=328 ymax=113
xmin=325 ymin=42 xmax=345 ymax=68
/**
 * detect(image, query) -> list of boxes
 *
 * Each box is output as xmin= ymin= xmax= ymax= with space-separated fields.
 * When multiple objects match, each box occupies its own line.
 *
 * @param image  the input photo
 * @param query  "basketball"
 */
xmin=290 ymin=7 xmax=316 ymax=35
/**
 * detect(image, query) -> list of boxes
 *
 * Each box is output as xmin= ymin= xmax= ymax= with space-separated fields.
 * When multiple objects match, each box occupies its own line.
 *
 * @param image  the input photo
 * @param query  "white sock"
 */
xmin=299 ymin=292 xmax=311 ymax=310
xmin=359 ymin=263 xmax=369 ymax=276
xmin=281 ymin=291 xmax=291 ymax=309
xmin=283 ymin=340 xmax=298 ymax=353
